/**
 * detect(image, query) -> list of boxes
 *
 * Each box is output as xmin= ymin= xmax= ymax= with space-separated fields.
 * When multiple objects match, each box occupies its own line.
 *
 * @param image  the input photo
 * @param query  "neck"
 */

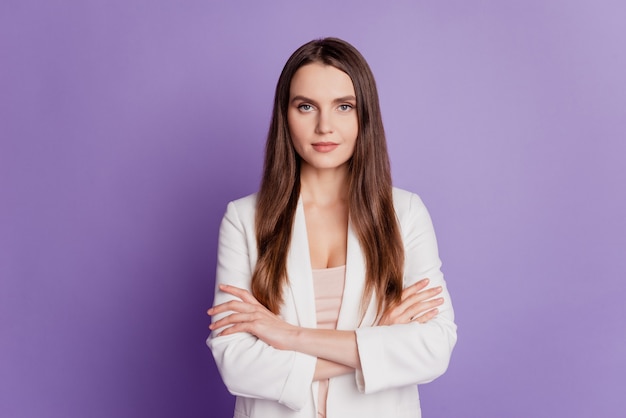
xmin=299 ymin=164 xmax=349 ymax=206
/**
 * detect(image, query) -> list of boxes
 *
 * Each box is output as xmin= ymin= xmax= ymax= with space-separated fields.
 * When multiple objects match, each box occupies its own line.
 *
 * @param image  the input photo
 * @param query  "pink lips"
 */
xmin=312 ymin=142 xmax=339 ymax=152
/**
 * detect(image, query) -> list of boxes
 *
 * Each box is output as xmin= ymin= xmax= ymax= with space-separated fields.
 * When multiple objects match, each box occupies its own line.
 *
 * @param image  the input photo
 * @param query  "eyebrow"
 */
xmin=290 ymin=95 xmax=357 ymax=105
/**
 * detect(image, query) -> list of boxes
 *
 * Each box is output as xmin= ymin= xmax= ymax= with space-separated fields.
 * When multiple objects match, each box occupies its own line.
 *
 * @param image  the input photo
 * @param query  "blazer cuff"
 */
xmin=354 ymin=326 xmax=386 ymax=394
xmin=278 ymin=351 xmax=316 ymax=411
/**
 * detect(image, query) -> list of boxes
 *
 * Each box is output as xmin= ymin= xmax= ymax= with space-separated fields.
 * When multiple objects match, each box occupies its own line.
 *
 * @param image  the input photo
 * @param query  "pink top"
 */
xmin=312 ymin=265 xmax=346 ymax=418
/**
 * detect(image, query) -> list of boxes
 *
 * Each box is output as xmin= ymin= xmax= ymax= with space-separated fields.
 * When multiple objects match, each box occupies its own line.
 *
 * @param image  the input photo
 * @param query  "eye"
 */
xmin=297 ymin=104 xmax=314 ymax=112
xmin=338 ymin=104 xmax=354 ymax=112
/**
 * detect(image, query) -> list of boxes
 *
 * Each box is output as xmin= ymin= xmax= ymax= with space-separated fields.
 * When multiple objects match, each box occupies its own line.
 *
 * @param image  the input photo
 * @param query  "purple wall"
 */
xmin=2 ymin=1 xmax=625 ymax=417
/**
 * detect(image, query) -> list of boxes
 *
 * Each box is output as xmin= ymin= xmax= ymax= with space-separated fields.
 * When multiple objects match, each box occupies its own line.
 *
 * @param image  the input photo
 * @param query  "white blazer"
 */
xmin=207 ymin=188 xmax=457 ymax=418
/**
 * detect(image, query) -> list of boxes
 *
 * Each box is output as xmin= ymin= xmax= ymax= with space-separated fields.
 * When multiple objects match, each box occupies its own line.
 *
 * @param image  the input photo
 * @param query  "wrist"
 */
xmin=274 ymin=324 xmax=302 ymax=351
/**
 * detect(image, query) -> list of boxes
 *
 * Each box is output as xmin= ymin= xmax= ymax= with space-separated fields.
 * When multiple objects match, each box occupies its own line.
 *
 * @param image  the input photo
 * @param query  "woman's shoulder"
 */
xmin=392 ymin=187 xmax=434 ymax=230
xmin=392 ymin=187 xmax=425 ymax=212
xmin=222 ymin=192 xmax=258 ymax=222
xmin=229 ymin=192 xmax=258 ymax=208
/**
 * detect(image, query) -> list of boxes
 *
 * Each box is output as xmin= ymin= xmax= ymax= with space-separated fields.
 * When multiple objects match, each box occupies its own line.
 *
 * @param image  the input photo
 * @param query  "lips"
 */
xmin=311 ymin=142 xmax=339 ymax=152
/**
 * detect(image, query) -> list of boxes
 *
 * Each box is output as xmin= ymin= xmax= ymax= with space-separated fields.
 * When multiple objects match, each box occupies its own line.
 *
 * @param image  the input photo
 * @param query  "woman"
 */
xmin=207 ymin=38 xmax=456 ymax=418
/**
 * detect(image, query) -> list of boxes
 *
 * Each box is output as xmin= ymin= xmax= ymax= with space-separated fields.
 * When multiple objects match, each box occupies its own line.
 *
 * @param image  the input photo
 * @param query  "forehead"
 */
xmin=289 ymin=63 xmax=355 ymax=99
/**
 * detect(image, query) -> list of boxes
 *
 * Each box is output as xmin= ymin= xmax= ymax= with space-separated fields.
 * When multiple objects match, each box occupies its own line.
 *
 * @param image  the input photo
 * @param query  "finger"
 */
xmin=400 ymin=287 xmax=442 ymax=310
xmin=404 ymin=297 xmax=444 ymax=320
xmin=414 ymin=308 xmax=439 ymax=324
xmin=217 ymin=320 xmax=265 ymax=337
xmin=394 ymin=285 xmax=441 ymax=318
xmin=208 ymin=299 xmax=256 ymax=316
xmin=401 ymin=279 xmax=429 ymax=301
xmin=216 ymin=324 xmax=239 ymax=337
xmin=414 ymin=285 xmax=443 ymax=302
xmin=214 ymin=322 xmax=249 ymax=337
xmin=382 ymin=295 xmax=439 ymax=325
xmin=218 ymin=284 xmax=261 ymax=304
xmin=210 ymin=311 xmax=260 ymax=331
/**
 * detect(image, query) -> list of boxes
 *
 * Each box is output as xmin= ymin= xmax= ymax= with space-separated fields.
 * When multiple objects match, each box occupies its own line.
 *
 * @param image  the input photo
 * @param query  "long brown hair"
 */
xmin=252 ymin=38 xmax=404 ymax=317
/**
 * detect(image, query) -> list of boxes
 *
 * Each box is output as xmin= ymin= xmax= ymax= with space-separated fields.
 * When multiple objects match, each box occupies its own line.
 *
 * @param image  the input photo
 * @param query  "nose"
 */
xmin=315 ymin=109 xmax=334 ymax=134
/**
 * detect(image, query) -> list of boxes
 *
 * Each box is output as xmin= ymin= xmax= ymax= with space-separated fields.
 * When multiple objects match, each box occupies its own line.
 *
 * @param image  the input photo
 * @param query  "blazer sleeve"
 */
xmin=206 ymin=200 xmax=317 ymax=411
xmin=354 ymin=192 xmax=457 ymax=394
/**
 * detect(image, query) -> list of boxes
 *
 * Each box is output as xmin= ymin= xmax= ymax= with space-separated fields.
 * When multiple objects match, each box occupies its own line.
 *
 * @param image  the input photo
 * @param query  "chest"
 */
xmin=303 ymin=203 xmax=348 ymax=269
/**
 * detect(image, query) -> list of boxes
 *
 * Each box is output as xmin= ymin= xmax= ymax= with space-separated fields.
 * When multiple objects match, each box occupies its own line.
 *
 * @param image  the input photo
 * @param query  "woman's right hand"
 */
xmin=378 ymin=278 xmax=443 ymax=326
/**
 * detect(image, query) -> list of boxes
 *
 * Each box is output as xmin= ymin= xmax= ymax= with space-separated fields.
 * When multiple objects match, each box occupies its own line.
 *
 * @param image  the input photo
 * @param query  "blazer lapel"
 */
xmin=337 ymin=222 xmax=378 ymax=329
xmin=285 ymin=204 xmax=378 ymax=329
xmin=285 ymin=197 xmax=317 ymax=328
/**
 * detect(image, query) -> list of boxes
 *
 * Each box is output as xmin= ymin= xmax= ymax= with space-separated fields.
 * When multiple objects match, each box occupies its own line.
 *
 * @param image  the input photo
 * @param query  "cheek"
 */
xmin=287 ymin=115 xmax=310 ymax=143
xmin=342 ymin=118 xmax=359 ymax=143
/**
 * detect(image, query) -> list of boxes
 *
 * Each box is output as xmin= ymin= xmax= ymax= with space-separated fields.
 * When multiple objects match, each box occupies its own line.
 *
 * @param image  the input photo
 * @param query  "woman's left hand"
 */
xmin=378 ymin=278 xmax=443 ymax=326
xmin=208 ymin=284 xmax=297 ymax=350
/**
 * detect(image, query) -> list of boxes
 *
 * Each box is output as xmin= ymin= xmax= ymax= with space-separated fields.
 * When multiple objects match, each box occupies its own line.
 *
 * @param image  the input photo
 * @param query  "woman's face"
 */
xmin=287 ymin=62 xmax=358 ymax=172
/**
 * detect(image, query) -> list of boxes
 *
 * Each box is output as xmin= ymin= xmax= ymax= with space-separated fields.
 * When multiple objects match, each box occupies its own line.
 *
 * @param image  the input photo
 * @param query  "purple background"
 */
xmin=2 ymin=1 xmax=625 ymax=417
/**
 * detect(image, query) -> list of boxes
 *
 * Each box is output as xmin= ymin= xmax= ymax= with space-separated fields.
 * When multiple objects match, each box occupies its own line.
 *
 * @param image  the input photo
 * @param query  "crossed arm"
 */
xmin=208 ymin=278 xmax=444 ymax=381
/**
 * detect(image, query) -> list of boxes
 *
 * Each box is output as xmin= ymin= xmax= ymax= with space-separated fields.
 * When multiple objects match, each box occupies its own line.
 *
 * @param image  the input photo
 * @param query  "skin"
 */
xmin=288 ymin=63 xmax=358 ymax=270
xmin=208 ymin=63 xmax=444 ymax=380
